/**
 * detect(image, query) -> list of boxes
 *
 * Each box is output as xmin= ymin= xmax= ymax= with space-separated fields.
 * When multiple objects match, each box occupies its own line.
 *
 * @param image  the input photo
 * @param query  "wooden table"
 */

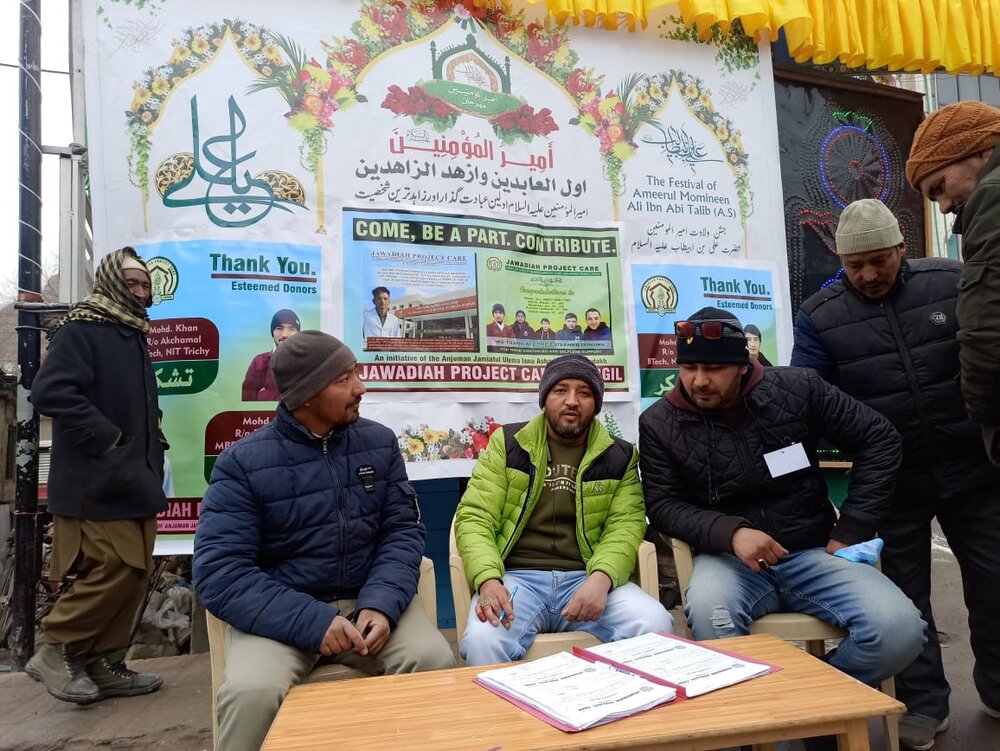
xmin=262 ymin=634 xmax=903 ymax=751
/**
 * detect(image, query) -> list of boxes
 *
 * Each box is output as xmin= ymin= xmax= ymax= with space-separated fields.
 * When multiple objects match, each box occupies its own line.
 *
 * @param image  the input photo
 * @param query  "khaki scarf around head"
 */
xmin=54 ymin=247 xmax=151 ymax=334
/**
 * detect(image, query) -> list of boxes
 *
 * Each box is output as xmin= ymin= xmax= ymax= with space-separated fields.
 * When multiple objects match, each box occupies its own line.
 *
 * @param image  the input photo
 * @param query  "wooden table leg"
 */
xmin=837 ymin=719 xmax=871 ymax=750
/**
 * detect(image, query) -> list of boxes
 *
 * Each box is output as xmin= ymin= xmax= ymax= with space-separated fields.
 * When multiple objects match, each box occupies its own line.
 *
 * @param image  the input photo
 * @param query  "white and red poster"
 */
xmin=81 ymin=0 xmax=789 ymax=549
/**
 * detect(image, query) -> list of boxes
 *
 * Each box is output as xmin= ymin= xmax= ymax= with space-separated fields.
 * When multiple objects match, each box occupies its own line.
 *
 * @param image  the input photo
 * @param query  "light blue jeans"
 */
xmin=685 ymin=549 xmax=926 ymax=686
xmin=460 ymin=568 xmax=674 ymax=666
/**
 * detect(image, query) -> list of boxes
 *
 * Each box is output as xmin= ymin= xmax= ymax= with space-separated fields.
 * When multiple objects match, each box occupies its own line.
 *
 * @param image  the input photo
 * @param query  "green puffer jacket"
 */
xmin=455 ymin=414 xmax=646 ymax=592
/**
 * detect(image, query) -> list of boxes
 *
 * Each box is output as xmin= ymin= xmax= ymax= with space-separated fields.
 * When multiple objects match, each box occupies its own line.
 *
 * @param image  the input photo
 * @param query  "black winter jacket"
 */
xmin=639 ymin=364 xmax=901 ymax=554
xmin=955 ymin=147 xmax=1000 ymax=426
xmin=32 ymin=320 xmax=166 ymax=520
xmin=792 ymin=258 xmax=997 ymax=500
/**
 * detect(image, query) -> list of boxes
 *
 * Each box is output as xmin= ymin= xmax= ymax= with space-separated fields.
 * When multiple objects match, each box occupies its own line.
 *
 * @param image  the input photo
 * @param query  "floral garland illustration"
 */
xmin=397 ymin=411 xmax=623 ymax=462
xmin=616 ymin=70 xmax=753 ymax=220
xmin=126 ymin=18 xmax=338 ymax=231
xmin=398 ymin=415 xmax=501 ymax=462
xmin=320 ymin=0 xmax=751 ymax=218
xmin=659 ymin=16 xmax=760 ymax=82
xmin=125 ymin=1 xmax=753 ymax=228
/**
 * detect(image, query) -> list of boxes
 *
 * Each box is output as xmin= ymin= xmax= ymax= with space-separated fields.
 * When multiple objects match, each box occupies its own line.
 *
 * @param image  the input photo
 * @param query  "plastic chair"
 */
xmin=449 ymin=518 xmax=659 ymax=663
xmin=670 ymin=538 xmax=899 ymax=751
xmin=205 ymin=556 xmax=437 ymax=750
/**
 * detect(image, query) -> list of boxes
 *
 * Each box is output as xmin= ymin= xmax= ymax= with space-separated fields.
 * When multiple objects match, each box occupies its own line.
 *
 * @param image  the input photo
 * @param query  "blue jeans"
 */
xmin=685 ymin=549 xmax=925 ymax=686
xmin=460 ymin=569 xmax=674 ymax=666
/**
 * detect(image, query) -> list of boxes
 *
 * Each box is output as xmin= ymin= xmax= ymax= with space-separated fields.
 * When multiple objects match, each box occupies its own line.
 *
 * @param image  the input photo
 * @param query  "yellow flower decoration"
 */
xmin=131 ymin=87 xmax=152 ymax=110
xmin=169 ymin=45 xmax=190 ymax=64
xmin=716 ymin=122 xmax=729 ymax=140
xmin=410 ymin=10 xmax=430 ymax=32
xmin=407 ymin=437 xmax=425 ymax=455
xmin=244 ymin=33 xmax=262 ymax=52
xmin=699 ymin=92 xmax=713 ymax=111
xmin=598 ymin=96 xmax=621 ymax=117
xmin=359 ymin=16 xmax=380 ymax=41
xmin=262 ymin=43 xmax=283 ymax=65
xmin=288 ymin=111 xmax=319 ymax=132
xmin=731 ymin=134 xmax=743 ymax=151
xmin=150 ymin=76 xmax=169 ymax=97
xmin=635 ymin=90 xmax=650 ymax=107
xmin=508 ymin=28 xmax=528 ymax=48
xmin=648 ymin=83 xmax=663 ymax=100
xmin=191 ymin=35 xmax=210 ymax=55
xmin=684 ymin=83 xmax=698 ymax=100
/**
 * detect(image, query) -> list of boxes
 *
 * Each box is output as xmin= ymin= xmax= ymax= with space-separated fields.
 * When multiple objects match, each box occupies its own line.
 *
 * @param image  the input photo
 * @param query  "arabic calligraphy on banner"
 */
xmin=82 ymin=0 xmax=791 ymax=544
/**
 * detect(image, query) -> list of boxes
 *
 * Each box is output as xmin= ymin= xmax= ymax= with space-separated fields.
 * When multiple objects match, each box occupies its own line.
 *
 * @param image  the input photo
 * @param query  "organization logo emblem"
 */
xmin=640 ymin=276 xmax=679 ymax=316
xmin=930 ymin=311 xmax=947 ymax=326
xmin=146 ymin=256 xmax=179 ymax=306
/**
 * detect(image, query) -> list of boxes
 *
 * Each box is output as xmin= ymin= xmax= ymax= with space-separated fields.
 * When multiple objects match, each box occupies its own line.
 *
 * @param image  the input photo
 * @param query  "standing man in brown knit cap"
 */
xmin=907 ymin=101 xmax=1000 ymax=469
xmin=27 ymin=247 xmax=166 ymax=704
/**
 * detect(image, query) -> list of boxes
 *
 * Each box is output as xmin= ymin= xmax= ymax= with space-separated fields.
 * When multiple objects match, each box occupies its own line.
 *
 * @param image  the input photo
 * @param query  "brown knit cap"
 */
xmin=906 ymin=102 xmax=1000 ymax=190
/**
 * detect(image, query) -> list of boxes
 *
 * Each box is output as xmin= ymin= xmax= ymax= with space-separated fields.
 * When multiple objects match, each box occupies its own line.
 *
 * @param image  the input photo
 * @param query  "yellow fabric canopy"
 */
xmin=503 ymin=0 xmax=998 ymax=75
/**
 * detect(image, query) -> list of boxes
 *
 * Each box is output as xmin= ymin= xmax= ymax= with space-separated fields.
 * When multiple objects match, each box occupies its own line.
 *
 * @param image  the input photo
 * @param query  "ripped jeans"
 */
xmin=685 ymin=549 xmax=925 ymax=686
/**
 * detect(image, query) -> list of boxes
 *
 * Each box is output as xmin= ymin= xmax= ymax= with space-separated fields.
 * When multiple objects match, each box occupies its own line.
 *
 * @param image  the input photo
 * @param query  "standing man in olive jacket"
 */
xmin=27 ymin=247 xmax=166 ymax=705
xmin=640 ymin=307 xmax=924 ymax=698
xmin=907 ymin=101 xmax=1000 ymax=466
xmin=792 ymin=198 xmax=1000 ymax=748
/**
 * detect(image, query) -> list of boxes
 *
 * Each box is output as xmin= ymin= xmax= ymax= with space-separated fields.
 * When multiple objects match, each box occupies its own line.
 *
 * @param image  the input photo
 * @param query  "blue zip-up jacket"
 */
xmin=193 ymin=404 xmax=424 ymax=653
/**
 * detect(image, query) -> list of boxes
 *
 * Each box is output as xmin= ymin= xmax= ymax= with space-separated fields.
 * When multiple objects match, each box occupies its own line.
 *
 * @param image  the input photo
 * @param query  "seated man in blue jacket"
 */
xmin=193 ymin=331 xmax=454 ymax=751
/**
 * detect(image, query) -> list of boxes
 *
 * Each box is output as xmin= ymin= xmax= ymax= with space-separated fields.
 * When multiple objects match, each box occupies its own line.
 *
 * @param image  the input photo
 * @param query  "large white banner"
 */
xmin=82 ymin=0 xmax=789 ymax=544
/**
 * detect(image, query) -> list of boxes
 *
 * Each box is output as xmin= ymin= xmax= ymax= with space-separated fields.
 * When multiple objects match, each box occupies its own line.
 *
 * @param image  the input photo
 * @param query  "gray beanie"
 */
xmin=538 ymin=354 xmax=604 ymax=413
xmin=835 ymin=199 xmax=904 ymax=255
xmin=271 ymin=330 xmax=356 ymax=410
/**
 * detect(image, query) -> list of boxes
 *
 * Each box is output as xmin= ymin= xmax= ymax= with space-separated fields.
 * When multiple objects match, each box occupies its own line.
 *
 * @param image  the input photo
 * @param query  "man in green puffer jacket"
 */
xmin=455 ymin=354 xmax=672 ymax=666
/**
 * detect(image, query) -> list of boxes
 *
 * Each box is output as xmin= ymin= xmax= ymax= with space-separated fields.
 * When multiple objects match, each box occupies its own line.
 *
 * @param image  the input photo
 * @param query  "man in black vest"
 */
xmin=792 ymin=198 xmax=1000 ymax=749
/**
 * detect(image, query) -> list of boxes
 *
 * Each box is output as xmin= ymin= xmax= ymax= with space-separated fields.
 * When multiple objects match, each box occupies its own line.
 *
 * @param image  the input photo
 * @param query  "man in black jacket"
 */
xmin=27 ymin=247 xmax=166 ymax=704
xmin=792 ymin=198 xmax=1000 ymax=748
xmin=640 ymin=308 xmax=924 ymax=702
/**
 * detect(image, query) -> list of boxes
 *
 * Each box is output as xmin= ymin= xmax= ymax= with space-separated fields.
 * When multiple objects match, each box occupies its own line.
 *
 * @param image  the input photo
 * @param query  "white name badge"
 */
xmin=763 ymin=443 xmax=810 ymax=478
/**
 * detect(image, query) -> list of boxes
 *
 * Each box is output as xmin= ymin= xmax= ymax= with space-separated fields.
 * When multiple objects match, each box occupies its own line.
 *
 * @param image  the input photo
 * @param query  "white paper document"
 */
xmin=580 ymin=632 xmax=773 ymax=697
xmin=475 ymin=651 xmax=677 ymax=731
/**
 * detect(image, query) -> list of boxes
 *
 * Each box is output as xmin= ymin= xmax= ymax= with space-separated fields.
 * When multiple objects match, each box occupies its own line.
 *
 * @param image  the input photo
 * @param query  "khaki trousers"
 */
xmin=39 ymin=516 xmax=157 ymax=655
xmin=216 ymin=598 xmax=455 ymax=751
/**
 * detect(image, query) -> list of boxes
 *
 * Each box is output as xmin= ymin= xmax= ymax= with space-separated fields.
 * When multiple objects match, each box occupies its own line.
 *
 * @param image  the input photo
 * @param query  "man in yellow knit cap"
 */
xmin=907 ymin=102 xmax=1000 ymax=471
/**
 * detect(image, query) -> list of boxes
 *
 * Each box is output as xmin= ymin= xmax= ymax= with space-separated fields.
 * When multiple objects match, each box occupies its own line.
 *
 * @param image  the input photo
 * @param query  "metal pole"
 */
xmin=11 ymin=0 xmax=43 ymax=671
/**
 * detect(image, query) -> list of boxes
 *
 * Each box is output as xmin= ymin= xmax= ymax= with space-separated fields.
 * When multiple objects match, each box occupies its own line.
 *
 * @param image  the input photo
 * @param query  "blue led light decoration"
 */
xmin=819 ymin=121 xmax=891 ymax=210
